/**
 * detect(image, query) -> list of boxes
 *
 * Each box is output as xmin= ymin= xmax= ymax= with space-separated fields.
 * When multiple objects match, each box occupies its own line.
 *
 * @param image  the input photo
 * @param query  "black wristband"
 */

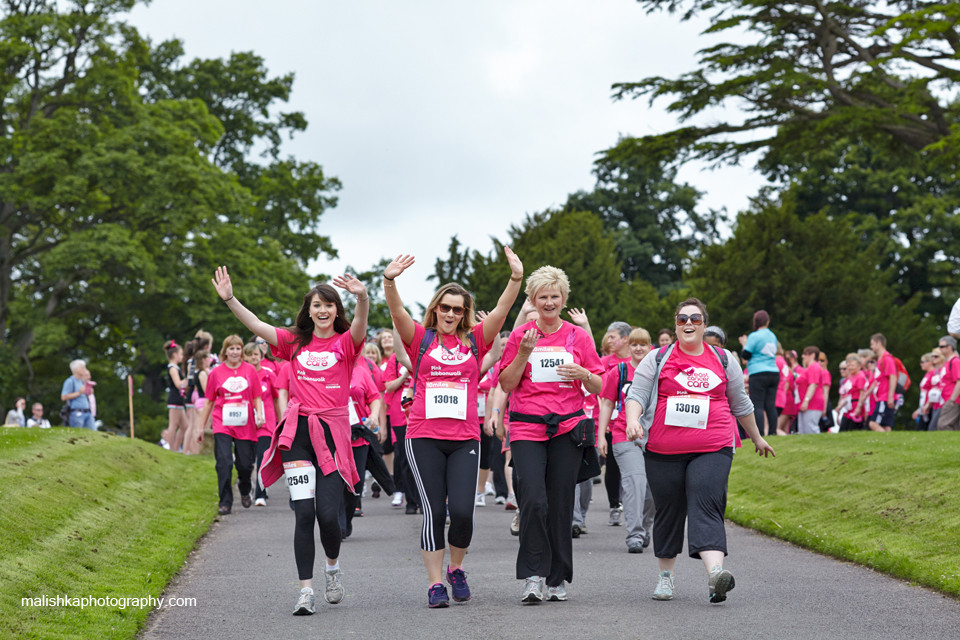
xmin=224 ymin=296 xmax=234 ymax=302
xmin=383 ymin=274 xmax=394 ymax=281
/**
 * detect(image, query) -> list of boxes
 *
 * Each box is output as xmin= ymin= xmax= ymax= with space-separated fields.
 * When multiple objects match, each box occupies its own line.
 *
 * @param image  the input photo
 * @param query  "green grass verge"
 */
xmin=0 ymin=428 xmax=216 ymax=640
xmin=727 ymin=431 xmax=960 ymax=597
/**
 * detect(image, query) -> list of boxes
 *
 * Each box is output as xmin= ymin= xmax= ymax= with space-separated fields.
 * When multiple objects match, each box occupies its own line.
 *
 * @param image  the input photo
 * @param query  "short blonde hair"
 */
xmin=525 ymin=265 xmax=570 ymax=305
xmin=629 ymin=327 xmax=651 ymax=345
xmin=219 ymin=335 xmax=244 ymax=361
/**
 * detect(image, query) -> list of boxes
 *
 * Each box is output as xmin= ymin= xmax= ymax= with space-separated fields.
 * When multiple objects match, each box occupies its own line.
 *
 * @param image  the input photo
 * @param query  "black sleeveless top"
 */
xmin=166 ymin=364 xmax=185 ymax=407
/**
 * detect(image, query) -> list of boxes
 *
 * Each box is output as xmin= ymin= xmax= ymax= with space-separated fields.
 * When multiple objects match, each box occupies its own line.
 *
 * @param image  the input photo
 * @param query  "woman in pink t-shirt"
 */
xmin=383 ymin=247 xmax=523 ymax=609
xmin=342 ymin=360 xmax=383 ymax=537
xmin=623 ymin=298 xmax=774 ymax=604
xmin=499 ymin=265 xmax=603 ymax=604
xmin=243 ymin=342 xmax=279 ymax=507
xmin=197 ymin=335 xmax=265 ymax=516
xmin=211 ymin=266 xmax=368 ymax=617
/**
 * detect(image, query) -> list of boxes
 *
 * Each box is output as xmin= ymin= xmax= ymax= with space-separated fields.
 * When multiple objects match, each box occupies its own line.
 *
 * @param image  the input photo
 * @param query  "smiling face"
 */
xmin=629 ymin=341 xmax=651 ymax=363
xmin=433 ymin=293 xmax=465 ymax=335
xmin=379 ymin=331 xmax=393 ymax=350
xmin=243 ymin=349 xmax=261 ymax=368
xmin=532 ymin=286 xmax=564 ymax=324
xmin=225 ymin=344 xmax=243 ymax=365
xmin=310 ymin=294 xmax=338 ymax=335
xmin=675 ymin=305 xmax=705 ymax=348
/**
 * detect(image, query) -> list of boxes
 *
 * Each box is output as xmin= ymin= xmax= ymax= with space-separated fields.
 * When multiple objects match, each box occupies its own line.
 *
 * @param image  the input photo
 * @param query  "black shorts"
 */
xmin=868 ymin=403 xmax=896 ymax=428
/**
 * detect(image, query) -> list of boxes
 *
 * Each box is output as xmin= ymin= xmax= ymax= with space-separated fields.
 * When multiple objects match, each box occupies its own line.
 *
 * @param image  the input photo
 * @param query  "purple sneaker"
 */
xmin=428 ymin=583 xmax=450 ymax=608
xmin=446 ymin=566 xmax=471 ymax=602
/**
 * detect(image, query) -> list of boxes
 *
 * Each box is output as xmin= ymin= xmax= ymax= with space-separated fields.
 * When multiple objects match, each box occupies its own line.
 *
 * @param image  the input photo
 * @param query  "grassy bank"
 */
xmin=0 ymin=428 xmax=216 ymax=640
xmin=728 ymin=431 xmax=960 ymax=597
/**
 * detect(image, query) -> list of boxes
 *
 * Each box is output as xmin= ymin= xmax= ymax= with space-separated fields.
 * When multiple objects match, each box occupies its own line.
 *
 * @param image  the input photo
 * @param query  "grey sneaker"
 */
xmin=521 ymin=576 xmax=544 ymax=604
xmin=627 ymin=540 xmax=644 ymax=554
xmin=510 ymin=511 xmax=520 ymax=536
xmin=324 ymin=568 xmax=344 ymax=604
xmin=293 ymin=587 xmax=315 ymax=615
xmin=652 ymin=570 xmax=674 ymax=600
xmin=546 ymin=583 xmax=567 ymax=601
xmin=708 ymin=565 xmax=735 ymax=603
xmin=608 ymin=507 xmax=622 ymax=526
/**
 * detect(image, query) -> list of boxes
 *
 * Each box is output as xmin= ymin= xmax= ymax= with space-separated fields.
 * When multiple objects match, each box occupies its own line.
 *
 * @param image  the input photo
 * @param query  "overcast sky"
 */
xmin=129 ymin=0 xmax=765 ymax=308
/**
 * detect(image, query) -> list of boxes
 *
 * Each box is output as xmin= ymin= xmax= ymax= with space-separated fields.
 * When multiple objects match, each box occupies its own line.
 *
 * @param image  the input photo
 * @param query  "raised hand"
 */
xmin=517 ymin=328 xmax=539 ymax=357
xmin=332 ymin=273 xmax=367 ymax=298
xmin=504 ymin=246 xmax=523 ymax=279
xmin=476 ymin=310 xmax=489 ymax=323
xmin=384 ymin=254 xmax=415 ymax=280
xmin=567 ymin=308 xmax=589 ymax=327
xmin=212 ymin=266 xmax=234 ymax=301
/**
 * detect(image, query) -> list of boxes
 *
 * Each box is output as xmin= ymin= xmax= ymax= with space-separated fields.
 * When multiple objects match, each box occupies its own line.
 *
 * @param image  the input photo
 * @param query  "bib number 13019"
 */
xmin=665 ymin=395 xmax=709 ymax=429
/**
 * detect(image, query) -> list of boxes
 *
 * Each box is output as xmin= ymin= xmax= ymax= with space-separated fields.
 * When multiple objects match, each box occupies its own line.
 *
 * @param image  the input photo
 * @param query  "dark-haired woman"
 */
xmin=161 ymin=340 xmax=188 ymax=452
xmin=383 ymin=247 xmax=523 ymax=608
xmin=738 ymin=310 xmax=779 ymax=437
xmin=212 ymin=265 xmax=368 ymax=616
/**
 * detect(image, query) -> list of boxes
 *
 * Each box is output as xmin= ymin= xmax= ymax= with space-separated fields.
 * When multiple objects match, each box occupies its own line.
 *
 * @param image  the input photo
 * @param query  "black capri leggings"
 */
xmin=406 ymin=437 xmax=480 ymax=551
xmin=280 ymin=415 xmax=346 ymax=580
xmin=749 ymin=371 xmax=780 ymax=437
xmin=644 ymin=447 xmax=733 ymax=559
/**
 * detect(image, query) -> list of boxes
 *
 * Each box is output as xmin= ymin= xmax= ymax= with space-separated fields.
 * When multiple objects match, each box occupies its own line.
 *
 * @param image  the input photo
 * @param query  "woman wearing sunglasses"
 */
xmin=624 ymin=298 xmax=775 ymax=604
xmin=498 ymin=265 xmax=604 ymax=604
xmin=383 ymin=247 xmax=524 ymax=608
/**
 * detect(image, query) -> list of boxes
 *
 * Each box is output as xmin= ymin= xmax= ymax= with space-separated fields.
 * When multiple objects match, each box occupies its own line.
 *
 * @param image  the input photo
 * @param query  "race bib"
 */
xmin=929 ymin=388 xmax=942 ymax=404
xmin=222 ymin=401 xmax=249 ymax=427
xmin=530 ymin=347 xmax=573 ymax=383
xmin=425 ymin=381 xmax=467 ymax=420
xmin=283 ymin=460 xmax=316 ymax=501
xmin=665 ymin=395 xmax=709 ymax=429
xmin=348 ymin=398 xmax=360 ymax=426
xmin=477 ymin=392 xmax=486 ymax=418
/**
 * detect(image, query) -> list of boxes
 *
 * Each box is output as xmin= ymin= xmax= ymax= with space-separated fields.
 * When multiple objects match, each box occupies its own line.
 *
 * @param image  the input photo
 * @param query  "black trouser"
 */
xmin=213 ymin=433 xmax=255 ymax=508
xmin=511 ymin=436 xmax=581 ymax=587
xmin=254 ymin=435 xmax=271 ymax=500
xmin=364 ymin=436 xmax=396 ymax=496
xmin=280 ymin=415 xmax=345 ymax=580
xmin=603 ymin=430 xmax=621 ymax=508
xmin=343 ymin=444 xmax=369 ymax=534
xmin=839 ymin=416 xmax=863 ymax=432
xmin=406 ymin=437 xmax=479 ymax=551
xmin=490 ymin=435 xmax=508 ymax=498
xmin=392 ymin=424 xmax=419 ymax=507
xmin=644 ymin=447 xmax=733 ymax=559
xmin=749 ymin=372 xmax=780 ymax=436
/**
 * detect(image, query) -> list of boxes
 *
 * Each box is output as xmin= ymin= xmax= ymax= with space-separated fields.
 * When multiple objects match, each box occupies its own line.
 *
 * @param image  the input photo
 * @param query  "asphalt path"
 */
xmin=141 ymin=479 xmax=960 ymax=640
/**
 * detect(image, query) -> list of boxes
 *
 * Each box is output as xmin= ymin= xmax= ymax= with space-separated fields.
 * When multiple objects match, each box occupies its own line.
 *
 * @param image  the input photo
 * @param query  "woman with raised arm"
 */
xmin=211 ymin=266 xmax=369 ymax=617
xmin=383 ymin=247 xmax=523 ymax=609
xmin=498 ymin=266 xmax=603 ymax=604
xmin=624 ymin=298 xmax=774 ymax=605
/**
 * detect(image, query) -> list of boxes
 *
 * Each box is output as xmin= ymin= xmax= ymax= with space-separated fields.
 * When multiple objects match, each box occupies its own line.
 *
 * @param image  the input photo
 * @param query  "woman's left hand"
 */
xmin=332 ymin=274 xmax=367 ymax=298
xmin=557 ymin=363 xmax=587 ymax=381
xmin=753 ymin=437 xmax=776 ymax=458
xmin=738 ymin=334 xmax=748 ymax=346
xmin=567 ymin=308 xmax=589 ymax=327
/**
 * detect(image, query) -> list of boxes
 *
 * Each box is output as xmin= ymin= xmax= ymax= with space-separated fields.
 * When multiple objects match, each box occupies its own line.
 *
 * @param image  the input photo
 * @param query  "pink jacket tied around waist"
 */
xmin=258 ymin=399 xmax=359 ymax=492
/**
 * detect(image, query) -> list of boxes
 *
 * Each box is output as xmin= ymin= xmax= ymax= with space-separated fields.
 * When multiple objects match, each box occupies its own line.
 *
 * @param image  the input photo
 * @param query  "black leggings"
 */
xmin=280 ymin=415 xmax=345 ymax=580
xmin=603 ymin=430 xmax=621 ymax=508
xmin=254 ymin=435 xmax=271 ymax=500
xmin=406 ymin=437 xmax=479 ymax=551
xmin=749 ymin=372 xmax=780 ymax=436
xmin=214 ymin=434 xmax=255 ymax=508
xmin=644 ymin=447 xmax=733 ymax=559
xmin=392 ymin=425 xmax=419 ymax=507
xmin=343 ymin=444 xmax=369 ymax=532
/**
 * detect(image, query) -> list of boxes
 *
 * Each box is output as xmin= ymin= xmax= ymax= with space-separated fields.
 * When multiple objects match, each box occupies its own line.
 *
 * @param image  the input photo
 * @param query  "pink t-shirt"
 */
xmin=381 ymin=354 xmax=410 ymax=427
xmin=600 ymin=360 xmax=635 ymax=444
xmin=649 ymin=347 xmax=737 ymax=455
xmin=919 ymin=371 xmax=934 ymax=409
xmin=874 ymin=351 xmax=897 ymax=404
xmin=846 ymin=371 xmax=867 ymax=421
xmin=275 ymin=360 xmax=291 ymax=393
xmin=821 ymin=369 xmax=832 ymax=406
xmin=261 ymin=358 xmax=279 ymax=375
xmin=929 ymin=366 xmax=945 ymax=409
xmin=402 ymin=322 xmax=492 ymax=441
xmin=271 ymin=328 xmax=360 ymax=410
xmin=601 ymin=353 xmax=629 ymax=372
xmin=939 ymin=356 xmax=960 ymax=405
xmin=774 ymin=356 xmax=789 ymax=408
xmin=206 ymin=361 xmax=261 ymax=441
xmin=478 ymin=368 xmax=497 ymax=419
xmin=797 ymin=361 xmax=826 ymax=412
xmin=349 ymin=363 xmax=380 ymax=447
xmin=255 ymin=366 xmax=279 ymax=439
xmin=499 ymin=321 xmax=603 ymax=442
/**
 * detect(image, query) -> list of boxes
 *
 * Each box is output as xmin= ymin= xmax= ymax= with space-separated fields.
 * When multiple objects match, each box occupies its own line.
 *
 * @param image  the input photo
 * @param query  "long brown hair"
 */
xmin=422 ymin=283 xmax=476 ymax=344
xmin=287 ymin=284 xmax=350 ymax=353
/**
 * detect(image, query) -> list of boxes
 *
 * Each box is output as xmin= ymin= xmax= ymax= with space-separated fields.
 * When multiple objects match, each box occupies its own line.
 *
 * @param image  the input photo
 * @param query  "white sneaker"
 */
xmin=391 ymin=492 xmax=403 ymax=507
xmin=494 ymin=495 xmax=506 ymax=505
xmin=475 ymin=492 xmax=486 ymax=507
xmin=484 ymin=481 xmax=496 ymax=496
xmin=254 ymin=498 xmax=266 ymax=507
xmin=653 ymin=570 xmax=674 ymax=600
xmin=510 ymin=511 xmax=520 ymax=536
xmin=521 ymin=576 xmax=544 ymax=603
xmin=324 ymin=568 xmax=344 ymax=604
xmin=293 ymin=587 xmax=315 ymax=615
xmin=546 ymin=583 xmax=567 ymax=601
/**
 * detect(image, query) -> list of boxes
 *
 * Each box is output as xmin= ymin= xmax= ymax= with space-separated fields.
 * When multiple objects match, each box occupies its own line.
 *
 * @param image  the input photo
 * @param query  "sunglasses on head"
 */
xmin=675 ymin=313 xmax=704 ymax=326
xmin=437 ymin=303 xmax=465 ymax=316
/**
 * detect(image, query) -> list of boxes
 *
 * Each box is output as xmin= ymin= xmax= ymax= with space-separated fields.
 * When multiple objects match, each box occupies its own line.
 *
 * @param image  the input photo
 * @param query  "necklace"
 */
xmin=536 ymin=320 xmax=562 ymax=336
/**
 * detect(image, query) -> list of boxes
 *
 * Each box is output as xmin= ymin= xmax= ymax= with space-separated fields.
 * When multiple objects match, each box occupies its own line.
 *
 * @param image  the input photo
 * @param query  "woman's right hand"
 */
xmin=212 ymin=266 xmax=234 ymax=301
xmin=384 ymin=255 xmax=415 ymax=280
xmin=517 ymin=329 xmax=538 ymax=357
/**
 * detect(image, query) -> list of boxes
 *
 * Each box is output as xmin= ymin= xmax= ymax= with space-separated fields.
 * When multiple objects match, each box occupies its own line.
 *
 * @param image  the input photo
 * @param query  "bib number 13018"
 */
xmin=425 ymin=381 xmax=467 ymax=420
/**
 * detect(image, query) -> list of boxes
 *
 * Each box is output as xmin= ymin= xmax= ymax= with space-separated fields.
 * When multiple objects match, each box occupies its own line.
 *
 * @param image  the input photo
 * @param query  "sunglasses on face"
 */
xmin=437 ymin=303 xmax=465 ymax=316
xmin=939 ymin=344 xmax=949 ymax=348
xmin=675 ymin=313 xmax=704 ymax=326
